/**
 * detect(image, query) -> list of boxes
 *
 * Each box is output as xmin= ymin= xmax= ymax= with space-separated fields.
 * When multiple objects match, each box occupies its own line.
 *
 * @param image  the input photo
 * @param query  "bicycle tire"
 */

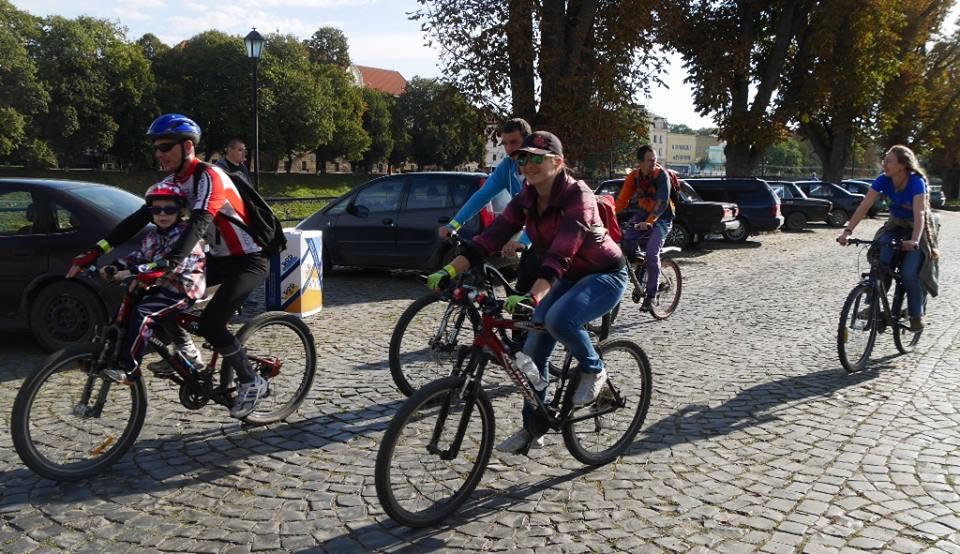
xmin=837 ymin=284 xmax=878 ymax=373
xmin=238 ymin=312 xmax=317 ymax=425
xmin=562 ymin=339 xmax=652 ymax=466
xmin=375 ymin=375 xmax=494 ymax=528
xmin=389 ymin=294 xmax=480 ymax=397
xmin=649 ymin=259 xmax=682 ymax=320
xmin=11 ymin=343 xmax=147 ymax=481
xmin=891 ymin=285 xmax=922 ymax=354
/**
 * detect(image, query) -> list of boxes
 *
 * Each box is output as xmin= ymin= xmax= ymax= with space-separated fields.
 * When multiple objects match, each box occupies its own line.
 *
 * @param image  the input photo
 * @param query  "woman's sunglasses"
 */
xmin=148 ymin=205 xmax=181 ymax=215
xmin=515 ymin=153 xmax=551 ymax=166
xmin=152 ymin=141 xmax=182 ymax=154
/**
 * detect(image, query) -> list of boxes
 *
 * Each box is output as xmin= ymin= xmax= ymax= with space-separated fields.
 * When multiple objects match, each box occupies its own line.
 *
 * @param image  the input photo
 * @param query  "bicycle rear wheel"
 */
xmin=649 ymin=259 xmax=682 ymax=319
xmin=389 ymin=294 xmax=479 ymax=397
xmin=891 ymin=285 xmax=922 ymax=354
xmin=837 ymin=284 xmax=878 ymax=373
xmin=10 ymin=344 xmax=147 ymax=481
xmin=238 ymin=312 xmax=317 ymax=425
xmin=375 ymin=375 xmax=494 ymax=528
xmin=562 ymin=339 xmax=652 ymax=466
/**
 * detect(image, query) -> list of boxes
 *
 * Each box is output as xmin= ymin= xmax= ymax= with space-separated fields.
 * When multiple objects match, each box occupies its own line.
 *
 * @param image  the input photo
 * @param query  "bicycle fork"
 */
xmin=427 ymin=377 xmax=481 ymax=461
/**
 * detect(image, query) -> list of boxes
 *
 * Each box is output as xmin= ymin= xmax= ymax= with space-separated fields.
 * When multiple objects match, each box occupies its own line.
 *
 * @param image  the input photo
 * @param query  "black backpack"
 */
xmin=192 ymin=162 xmax=287 ymax=255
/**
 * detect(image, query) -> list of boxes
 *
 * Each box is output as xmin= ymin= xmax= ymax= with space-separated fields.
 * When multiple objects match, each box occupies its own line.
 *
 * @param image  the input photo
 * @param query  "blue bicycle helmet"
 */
xmin=146 ymin=114 xmax=202 ymax=146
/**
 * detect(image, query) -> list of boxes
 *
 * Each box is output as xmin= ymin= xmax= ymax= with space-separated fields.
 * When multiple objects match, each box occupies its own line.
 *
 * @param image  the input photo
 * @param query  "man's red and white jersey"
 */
xmin=162 ymin=158 xmax=262 ymax=257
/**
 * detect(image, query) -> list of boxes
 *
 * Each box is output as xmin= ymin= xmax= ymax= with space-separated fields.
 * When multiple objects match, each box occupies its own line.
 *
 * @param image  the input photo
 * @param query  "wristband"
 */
xmin=442 ymin=264 xmax=457 ymax=278
xmin=96 ymin=239 xmax=113 ymax=254
xmin=448 ymin=219 xmax=462 ymax=231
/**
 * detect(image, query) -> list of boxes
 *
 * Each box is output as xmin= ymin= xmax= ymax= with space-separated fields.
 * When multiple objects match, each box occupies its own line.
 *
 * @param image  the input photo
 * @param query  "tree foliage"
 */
xmin=312 ymin=65 xmax=369 ymax=173
xmin=357 ymin=88 xmax=394 ymax=173
xmin=304 ymin=27 xmax=351 ymax=67
xmin=411 ymin=0 xmax=664 ymax=162
xmin=0 ymin=0 xmax=46 ymax=160
xmin=394 ymin=77 xmax=485 ymax=170
xmin=258 ymin=34 xmax=336 ymax=173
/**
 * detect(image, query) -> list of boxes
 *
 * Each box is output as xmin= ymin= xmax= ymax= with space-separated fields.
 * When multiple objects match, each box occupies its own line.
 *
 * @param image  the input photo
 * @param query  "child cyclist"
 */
xmin=99 ymin=183 xmax=206 ymax=385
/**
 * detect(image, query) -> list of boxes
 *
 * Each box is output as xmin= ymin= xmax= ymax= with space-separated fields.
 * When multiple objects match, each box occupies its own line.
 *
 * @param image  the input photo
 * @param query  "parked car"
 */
xmin=683 ymin=177 xmax=784 ymax=242
xmin=767 ymin=181 xmax=832 ymax=231
xmin=841 ymin=179 xmax=885 ymax=216
xmin=0 ymin=178 xmax=147 ymax=350
xmin=297 ymin=172 xmax=516 ymax=274
xmin=929 ymin=185 xmax=945 ymax=210
xmin=792 ymin=181 xmax=865 ymax=227
xmin=594 ymin=178 xmax=740 ymax=249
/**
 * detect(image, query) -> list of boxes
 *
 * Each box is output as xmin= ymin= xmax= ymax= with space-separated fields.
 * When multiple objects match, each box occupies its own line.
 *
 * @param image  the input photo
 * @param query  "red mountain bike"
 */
xmin=375 ymin=280 xmax=652 ymax=528
xmin=11 ymin=266 xmax=317 ymax=481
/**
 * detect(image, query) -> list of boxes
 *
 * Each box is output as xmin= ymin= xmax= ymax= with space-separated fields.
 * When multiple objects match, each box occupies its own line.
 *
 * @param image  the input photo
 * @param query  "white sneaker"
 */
xmin=573 ymin=369 xmax=607 ymax=407
xmin=230 ymin=376 xmax=268 ymax=419
xmin=495 ymin=428 xmax=544 ymax=454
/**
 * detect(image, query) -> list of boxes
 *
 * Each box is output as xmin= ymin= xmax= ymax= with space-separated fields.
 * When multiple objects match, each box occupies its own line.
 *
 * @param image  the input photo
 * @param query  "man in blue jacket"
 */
xmin=438 ymin=118 xmax=537 ymax=290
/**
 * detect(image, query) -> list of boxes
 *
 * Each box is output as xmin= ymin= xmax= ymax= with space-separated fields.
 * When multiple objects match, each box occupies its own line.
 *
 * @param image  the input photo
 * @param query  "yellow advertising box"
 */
xmin=265 ymin=229 xmax=323 ymax=317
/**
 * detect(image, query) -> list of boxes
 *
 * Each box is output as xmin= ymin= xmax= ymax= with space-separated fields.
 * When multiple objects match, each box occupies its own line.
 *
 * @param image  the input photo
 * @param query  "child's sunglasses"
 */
xmin=148 ymin=205 xmax=181 ymax=215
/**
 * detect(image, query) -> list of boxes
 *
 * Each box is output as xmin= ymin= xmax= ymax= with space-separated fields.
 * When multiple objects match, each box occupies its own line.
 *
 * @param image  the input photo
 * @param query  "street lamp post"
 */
xmin=244 ymin=29 xmax=265 ymax=190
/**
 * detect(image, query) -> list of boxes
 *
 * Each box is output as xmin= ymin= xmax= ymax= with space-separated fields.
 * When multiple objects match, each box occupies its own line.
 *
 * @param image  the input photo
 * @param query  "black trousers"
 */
xmin=198 ymin=253 xmax=269 ymax=350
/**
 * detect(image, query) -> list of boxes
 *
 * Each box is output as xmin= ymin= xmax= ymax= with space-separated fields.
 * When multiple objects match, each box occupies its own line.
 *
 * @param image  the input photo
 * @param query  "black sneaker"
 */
xmin=640 ymin=297 xmax=654 ymax=312
xmin=631 ymin=286 xmax=644 ymax=304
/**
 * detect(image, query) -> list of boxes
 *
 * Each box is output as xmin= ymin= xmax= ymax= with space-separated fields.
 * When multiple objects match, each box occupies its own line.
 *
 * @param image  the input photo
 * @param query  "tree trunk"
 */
xmin=800 ymin=120 xmax=852 ymax=184
xmin=506 ymin=0 xmax=536 ymax=121
xmin=944 ymin=167 xmax=960 ymax=200
xmin=724 ymin=140 xmax=763 ymax=177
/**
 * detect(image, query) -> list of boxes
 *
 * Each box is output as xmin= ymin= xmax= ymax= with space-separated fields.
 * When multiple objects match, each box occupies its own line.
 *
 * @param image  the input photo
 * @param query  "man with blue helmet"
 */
xmin=68 ymin=114 xmax=269 ymax=419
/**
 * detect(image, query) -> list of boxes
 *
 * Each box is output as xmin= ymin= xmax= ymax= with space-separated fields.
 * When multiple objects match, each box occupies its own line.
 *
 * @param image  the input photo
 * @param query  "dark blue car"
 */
xmin=684 ymin=178 xmax=784 ymax=241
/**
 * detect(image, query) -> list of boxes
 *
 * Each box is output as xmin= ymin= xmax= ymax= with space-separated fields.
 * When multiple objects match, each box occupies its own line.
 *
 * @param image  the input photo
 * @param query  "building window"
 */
xmin=301 ymin=160 xmax=308 ymax=171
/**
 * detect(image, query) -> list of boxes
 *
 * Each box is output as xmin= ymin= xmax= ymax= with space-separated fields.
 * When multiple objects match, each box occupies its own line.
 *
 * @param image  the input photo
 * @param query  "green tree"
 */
xmin=793 ymin=0 xmax=922 ymax=183
xmin=0 ymin=1 xmax=47 ymax=160
xmin=668 ymin=123 xmax=694 ymax=134
xmin=357 ymin=88 xmax=394 ymax=173
xmin=394 ymin=77 xmax=485 ymax=170
xmin=312 ymin=65 xmax=370 ymax=173
xmin=304 ymin=27 xmax=351 ymax=67
xmin=411 ymin=0 xmax=663 ymax=162
xmin=136 ymin=32 xmax=169 ymax=63
xmin=32 ymin=16 xmax=125 ymax=167
xmin=660 ymin=0 xmax=823 ymax=176
xmin=763 ymin=138 xmax=805 ymax=175
xmin=258 ymin=34 xmax=336 ymax=173
xmin=153 ymin=31 xmax=249 ymax=159
xmin=103 ymin=37 xmax=158 ymax=169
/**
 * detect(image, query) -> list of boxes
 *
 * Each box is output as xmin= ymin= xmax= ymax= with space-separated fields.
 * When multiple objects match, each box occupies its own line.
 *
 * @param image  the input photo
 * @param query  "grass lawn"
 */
xmin=0 ymin=167 xmax=374 ymax=223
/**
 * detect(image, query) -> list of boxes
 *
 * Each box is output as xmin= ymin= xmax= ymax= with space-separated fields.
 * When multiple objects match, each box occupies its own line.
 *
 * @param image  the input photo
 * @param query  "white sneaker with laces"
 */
xmin=230 ymin=376 xmax=268 ymax=419
xmin=573 ymin=368 xmax=607 ymax=407
xmin=495 ymin=428 xmax=544 ymax=454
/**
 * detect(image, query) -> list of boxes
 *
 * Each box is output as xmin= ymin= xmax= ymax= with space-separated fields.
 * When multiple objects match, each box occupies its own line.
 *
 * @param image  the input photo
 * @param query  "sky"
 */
xmin=14 ymin=0 xmax=960 ymax=130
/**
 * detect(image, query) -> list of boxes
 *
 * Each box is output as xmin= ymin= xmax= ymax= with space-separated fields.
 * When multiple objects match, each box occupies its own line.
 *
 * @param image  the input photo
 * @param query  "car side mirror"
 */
xmin=348 ymin=204 xmax=370 ymax=218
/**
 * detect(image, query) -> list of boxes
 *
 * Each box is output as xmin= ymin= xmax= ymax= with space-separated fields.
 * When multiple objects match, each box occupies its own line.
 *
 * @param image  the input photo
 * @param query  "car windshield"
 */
xmin=70 ymin=185 xmax=145 ymax=218
xmin=680 ymin=182 xmax=702 ymax=201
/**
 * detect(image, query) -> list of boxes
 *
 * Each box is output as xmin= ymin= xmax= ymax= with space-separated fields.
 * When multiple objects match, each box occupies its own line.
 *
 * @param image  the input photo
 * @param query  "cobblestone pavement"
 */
xmin=2 ymin=214 xmax=959 ymax=553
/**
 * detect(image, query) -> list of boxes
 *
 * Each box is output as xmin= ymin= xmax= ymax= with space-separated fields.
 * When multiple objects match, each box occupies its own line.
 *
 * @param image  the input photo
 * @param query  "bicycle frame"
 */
xmin=435 ymin=284 xmax=625 ymax=458
xmin=848 ymin=237 xmax=908 ymax=331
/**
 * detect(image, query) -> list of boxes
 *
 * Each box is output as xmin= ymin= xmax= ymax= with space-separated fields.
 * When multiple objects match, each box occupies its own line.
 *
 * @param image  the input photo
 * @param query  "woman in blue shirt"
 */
xmin=838 ymin=145 xmax=931 ymax=331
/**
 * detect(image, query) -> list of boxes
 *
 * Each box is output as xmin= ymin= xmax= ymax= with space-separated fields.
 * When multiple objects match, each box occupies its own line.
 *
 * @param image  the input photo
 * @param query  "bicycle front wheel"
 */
xmin=238 ymin=312 xmax=317 ymax=425
xmin=891 ymin=286 xmax=922 ymax=354
xmin=10 ymin=344 xmax=147 ymax=481
xmin=562 ymin=339 xmax=652 ymax=466
xmin=375 ymin=376 xmax=494 ymax=528
xmin=837 ymin=284 xmax=878 ymax=373
xmin=650 ymin=259 xmax=682 ymax=319
xmin=389 ymin=294 xmax=479 ymax=397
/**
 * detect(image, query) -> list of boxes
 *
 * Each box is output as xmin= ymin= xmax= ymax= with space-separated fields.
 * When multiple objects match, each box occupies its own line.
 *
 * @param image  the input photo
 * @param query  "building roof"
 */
xmin=355 ymin=65 xmax=407 ymax=96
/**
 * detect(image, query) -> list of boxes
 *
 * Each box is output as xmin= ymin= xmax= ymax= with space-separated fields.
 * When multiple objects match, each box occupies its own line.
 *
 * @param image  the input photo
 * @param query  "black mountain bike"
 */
xmin=837 ymin=237 xmax=924 ymax=373
xmin=376 ymin=281 xmax=652 ymax=528
xmin=388 ymin=235 xmax=615 ymax=397
xmin=11 ymin=266 xmax=317 ymax=481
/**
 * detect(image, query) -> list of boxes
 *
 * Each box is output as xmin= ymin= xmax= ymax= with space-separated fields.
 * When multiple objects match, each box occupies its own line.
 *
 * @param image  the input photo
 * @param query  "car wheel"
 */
xmin=785 ymin=211 xmax=807 ymax=231
xmin=665 ymin=223 xmax=692 ymax=249
xmin=722 ymin=217 xmax=750 ymax=242
xmin=29 ymin=281 xmax=107 ymax=351
xmin=827 ymin=209 xmax=849 ymax=227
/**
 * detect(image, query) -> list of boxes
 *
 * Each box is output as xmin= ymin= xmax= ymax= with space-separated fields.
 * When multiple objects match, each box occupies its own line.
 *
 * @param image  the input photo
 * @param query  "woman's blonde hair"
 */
xmin=888 ymin=144 xmax=939 ymax=259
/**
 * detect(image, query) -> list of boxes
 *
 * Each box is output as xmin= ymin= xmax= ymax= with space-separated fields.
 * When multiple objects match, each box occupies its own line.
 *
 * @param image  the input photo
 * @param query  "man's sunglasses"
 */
xmin=148 ymin=205 xmax=181 ymax=215
xmin=152 ymin=141 xmax=182 ymax=154
xmin=515 ymin=153 xmax=551 ymax=166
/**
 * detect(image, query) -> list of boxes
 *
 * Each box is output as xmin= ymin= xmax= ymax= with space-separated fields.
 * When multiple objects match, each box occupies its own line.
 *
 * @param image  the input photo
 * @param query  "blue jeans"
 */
xmin=877 ymin=230 xmax=924 ymax=318
xmin=621 ymin=217 xmax=672 ymax=298
xmin=519 ymin=265 xmax=628 ymax=429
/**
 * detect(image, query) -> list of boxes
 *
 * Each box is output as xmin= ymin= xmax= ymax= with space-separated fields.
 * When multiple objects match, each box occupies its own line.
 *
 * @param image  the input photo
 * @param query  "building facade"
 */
xmin=645 ymin=112 xmax=724 ymax=175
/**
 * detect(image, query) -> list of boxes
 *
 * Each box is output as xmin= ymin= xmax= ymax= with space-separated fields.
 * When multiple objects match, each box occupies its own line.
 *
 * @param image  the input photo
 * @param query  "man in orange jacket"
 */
xmin=614 ymin=145 xmax=675 ymax=310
